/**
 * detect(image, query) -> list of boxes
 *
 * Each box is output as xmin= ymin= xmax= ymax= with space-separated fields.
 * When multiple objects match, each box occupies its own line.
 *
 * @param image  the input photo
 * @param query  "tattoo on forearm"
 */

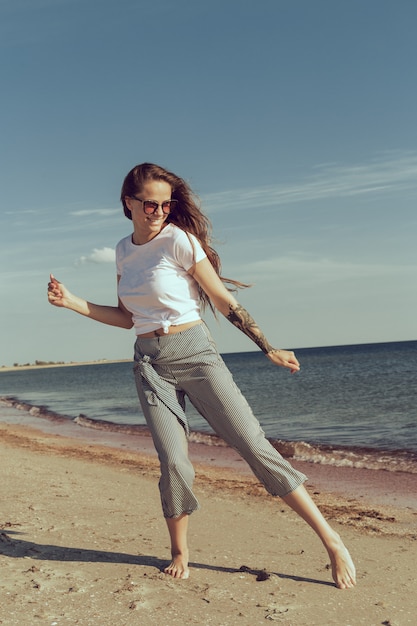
xmin=226 ymin=304 xmax=274 ymax=354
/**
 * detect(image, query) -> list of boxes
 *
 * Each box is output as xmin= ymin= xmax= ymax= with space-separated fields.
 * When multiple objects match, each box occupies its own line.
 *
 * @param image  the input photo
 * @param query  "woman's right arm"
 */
xmin=47 ymin=274 xmax=134 ymax=329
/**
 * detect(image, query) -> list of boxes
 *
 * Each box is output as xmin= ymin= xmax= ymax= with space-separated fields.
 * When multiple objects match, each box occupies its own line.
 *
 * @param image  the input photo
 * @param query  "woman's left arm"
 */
xmin=189 ymin=258 xmax=300 ymax=373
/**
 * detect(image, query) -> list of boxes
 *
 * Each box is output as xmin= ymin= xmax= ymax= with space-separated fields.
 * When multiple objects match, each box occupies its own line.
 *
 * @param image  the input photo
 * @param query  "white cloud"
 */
xmin=71 ymin=208 xmax=118 ymax=217
xmin=203 ymin=151 xmax=417 ymax=213
xmin=240 ymin=255 xmax=417 ymax=285
xmin=76 ymin=247 xmax=115 ymax=265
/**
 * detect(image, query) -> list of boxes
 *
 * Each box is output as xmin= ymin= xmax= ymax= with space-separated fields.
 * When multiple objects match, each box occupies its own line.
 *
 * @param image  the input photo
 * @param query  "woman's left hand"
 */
xmin=266 ymin=349 xmax=300 ymax=374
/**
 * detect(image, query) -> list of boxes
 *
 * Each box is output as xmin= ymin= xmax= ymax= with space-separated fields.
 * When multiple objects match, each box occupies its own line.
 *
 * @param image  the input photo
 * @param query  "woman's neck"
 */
xmin=132 ymin=223 xmax=169 ymax=245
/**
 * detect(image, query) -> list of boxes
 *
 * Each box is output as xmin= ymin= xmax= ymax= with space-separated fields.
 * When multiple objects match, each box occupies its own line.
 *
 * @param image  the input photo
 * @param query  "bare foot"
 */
xmin=164 ymin=553 xmax=190 ymax=580
xmin=327 ymin=537 xmax=356 ymax=589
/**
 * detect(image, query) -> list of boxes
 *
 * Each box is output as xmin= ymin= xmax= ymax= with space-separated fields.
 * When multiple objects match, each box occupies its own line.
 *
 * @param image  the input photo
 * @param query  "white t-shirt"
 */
xmin=116 ymin=223 xmax=207 ymax=335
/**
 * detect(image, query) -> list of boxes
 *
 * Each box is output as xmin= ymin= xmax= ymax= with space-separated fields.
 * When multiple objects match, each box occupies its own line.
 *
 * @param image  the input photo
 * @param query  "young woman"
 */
xmin=48 ymin=162 xmax=356 ymax=589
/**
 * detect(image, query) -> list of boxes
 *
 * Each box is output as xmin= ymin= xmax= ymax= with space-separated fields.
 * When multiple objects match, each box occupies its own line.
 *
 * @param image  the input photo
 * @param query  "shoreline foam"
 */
xmin=2 ymin=394 xmax=416 ymax=476
xmin=1 ymin=399 xmax=416 ymax=515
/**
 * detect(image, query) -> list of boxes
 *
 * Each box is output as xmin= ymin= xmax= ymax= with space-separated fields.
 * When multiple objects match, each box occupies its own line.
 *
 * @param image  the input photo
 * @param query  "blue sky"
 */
xmin=1 ymin=0 xmax=416 ymax=366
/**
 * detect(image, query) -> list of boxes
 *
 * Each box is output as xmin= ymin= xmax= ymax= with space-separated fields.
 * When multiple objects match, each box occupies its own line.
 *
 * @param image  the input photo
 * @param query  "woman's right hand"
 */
xmin=47 ymin=274 xmax=71 ymax=308
xmin=47 ymin=273 xmax=133 ymax=328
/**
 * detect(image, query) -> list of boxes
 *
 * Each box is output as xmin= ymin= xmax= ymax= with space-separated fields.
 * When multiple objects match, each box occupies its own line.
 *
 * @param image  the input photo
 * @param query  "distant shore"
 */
xmin=4 ymin=338 xmax=416 ymax=372
xmin=3 ymin=339 xmax=416 ymax=372
xmin=0 ymin=359 xmax=131 ymax=373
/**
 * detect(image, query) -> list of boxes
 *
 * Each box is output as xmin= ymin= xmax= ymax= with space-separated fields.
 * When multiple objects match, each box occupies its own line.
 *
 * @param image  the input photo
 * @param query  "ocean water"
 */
xmin=1 ymin=341 xmax=416 ymax=474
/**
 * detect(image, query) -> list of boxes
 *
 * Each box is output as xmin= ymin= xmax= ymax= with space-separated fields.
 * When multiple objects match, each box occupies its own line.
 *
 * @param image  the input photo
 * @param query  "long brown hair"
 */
xmin=120 ymin=163 xmax=248 ymax=309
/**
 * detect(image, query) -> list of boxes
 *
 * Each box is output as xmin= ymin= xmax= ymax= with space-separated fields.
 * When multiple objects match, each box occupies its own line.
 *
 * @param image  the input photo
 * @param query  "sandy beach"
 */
xmin=0 ymin=413 xmax=416 ymax=626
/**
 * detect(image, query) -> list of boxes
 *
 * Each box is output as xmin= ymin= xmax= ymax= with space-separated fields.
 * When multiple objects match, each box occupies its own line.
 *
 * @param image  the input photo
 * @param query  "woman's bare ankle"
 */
xmin=164 ymin=550 xmax=190 ymax=579
xmin=324 ymin=534 xmax=356 ymax=589
xmin=164 ymin=513 xmax=190 ymax=579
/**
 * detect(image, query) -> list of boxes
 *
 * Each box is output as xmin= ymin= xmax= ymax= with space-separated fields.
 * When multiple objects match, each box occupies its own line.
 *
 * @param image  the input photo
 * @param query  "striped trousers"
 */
xmin=133 ymin=323 xmax=307 ymax=518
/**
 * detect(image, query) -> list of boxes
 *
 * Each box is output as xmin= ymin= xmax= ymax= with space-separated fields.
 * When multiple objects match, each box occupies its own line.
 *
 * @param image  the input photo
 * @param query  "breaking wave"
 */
xmin=2 ymin=395 xmax=416 ymax=474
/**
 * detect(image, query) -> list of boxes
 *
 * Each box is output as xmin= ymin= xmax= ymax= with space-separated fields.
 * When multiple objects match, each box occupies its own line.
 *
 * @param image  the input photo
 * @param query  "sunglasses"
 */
xmin=130 ymin=196 xmax=178 ymax=215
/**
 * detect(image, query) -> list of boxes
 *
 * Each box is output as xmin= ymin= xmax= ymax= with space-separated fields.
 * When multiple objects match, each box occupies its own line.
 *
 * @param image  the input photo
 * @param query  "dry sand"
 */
xmin=0 ymin=420 xmax=416 ymax=626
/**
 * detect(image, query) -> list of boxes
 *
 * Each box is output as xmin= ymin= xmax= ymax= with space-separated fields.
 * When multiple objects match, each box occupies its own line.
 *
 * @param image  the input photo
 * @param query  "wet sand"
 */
xmin=0 ymin=408 xmax=416 ymax=625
